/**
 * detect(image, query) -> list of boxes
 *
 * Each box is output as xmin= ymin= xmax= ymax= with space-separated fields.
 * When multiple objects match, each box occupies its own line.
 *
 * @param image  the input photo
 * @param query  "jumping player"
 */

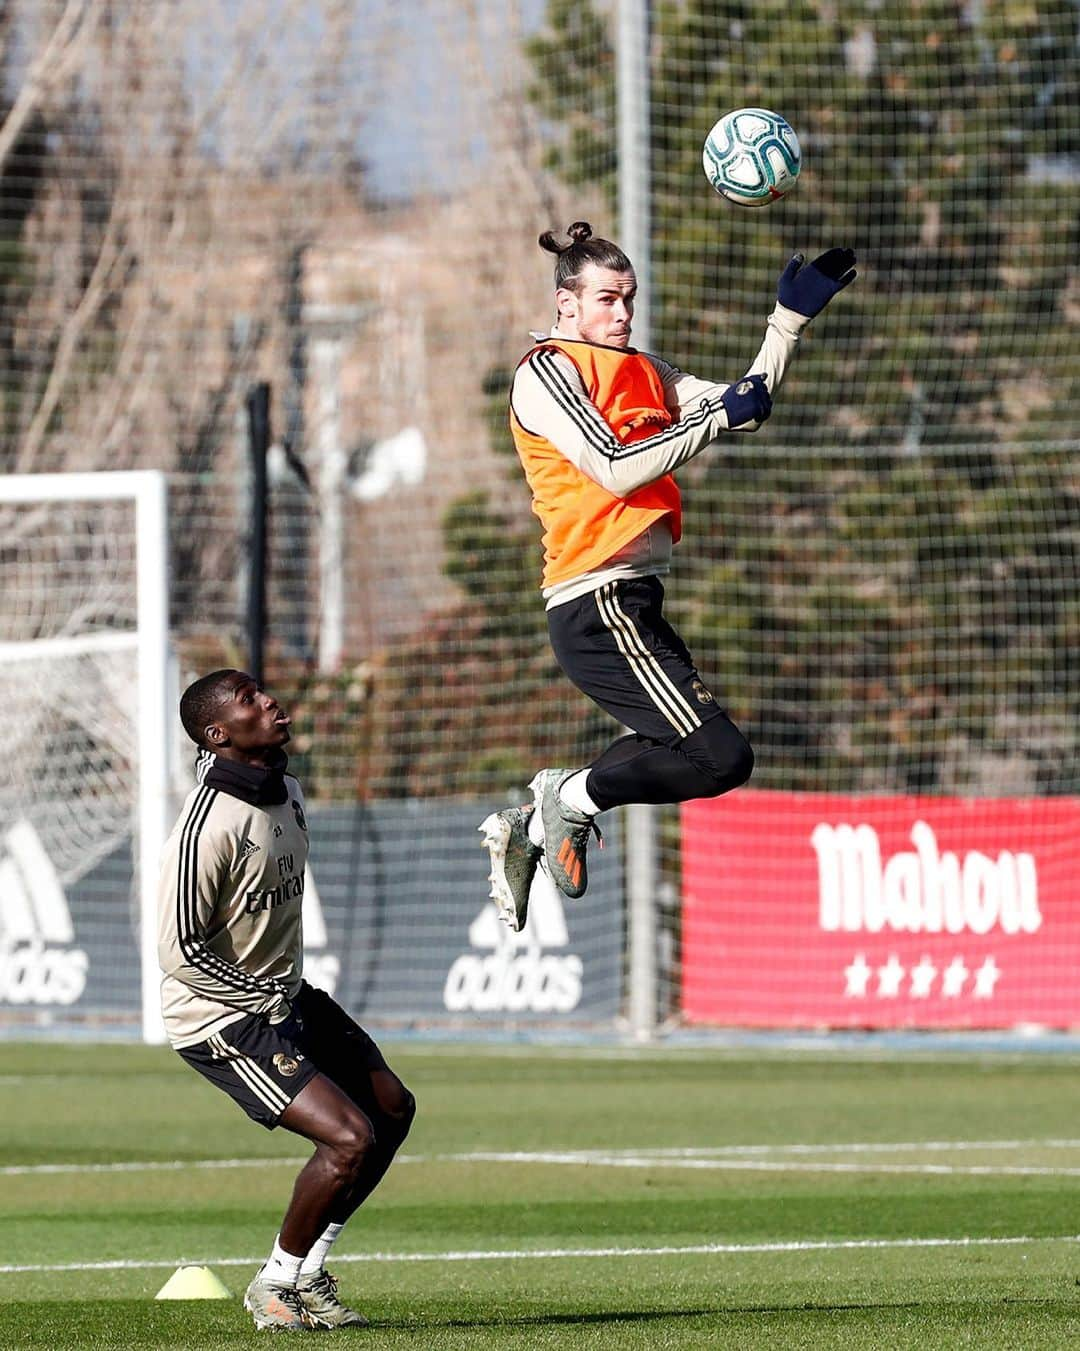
xmin=158 ymin=669 xmax=415 ymax=1331
xmin=481 ymin=222 xmax=856 ymax=929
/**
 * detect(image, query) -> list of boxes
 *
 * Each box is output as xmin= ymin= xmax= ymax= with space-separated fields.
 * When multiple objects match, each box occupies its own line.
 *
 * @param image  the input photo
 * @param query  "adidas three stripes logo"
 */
xmin=594 ymin=583 xmax=703 ymax=739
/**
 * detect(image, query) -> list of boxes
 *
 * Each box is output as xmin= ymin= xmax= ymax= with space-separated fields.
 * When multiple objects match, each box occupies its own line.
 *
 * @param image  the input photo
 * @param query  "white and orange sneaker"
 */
xmin=296 ymin=1268 xmax=369 ymax=1328
xmin=530 ymin=769 xmax=601 ymax=900
xmin=479 ymin=803 xmax=541 ymax=932
xmin=243 ymin=1273 xmax=316 ymax=1332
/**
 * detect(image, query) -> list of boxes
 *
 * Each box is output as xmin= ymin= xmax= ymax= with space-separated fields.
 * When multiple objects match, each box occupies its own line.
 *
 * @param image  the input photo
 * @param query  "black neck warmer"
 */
xmin=197 ymin=749 xmax=290 ymax=806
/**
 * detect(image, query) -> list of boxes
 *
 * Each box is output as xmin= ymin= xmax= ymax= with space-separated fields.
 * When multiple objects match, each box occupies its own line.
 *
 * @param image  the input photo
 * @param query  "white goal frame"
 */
xmin=0 ymin=471 xmax=170 ymax=1042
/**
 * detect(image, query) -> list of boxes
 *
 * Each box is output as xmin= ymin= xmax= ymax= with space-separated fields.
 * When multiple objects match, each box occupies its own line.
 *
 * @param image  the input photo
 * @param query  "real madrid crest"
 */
xmin=691 ymin=679 xmax=715 ymax=705
xmin=273 ymin=1052 xmax=302 ymax=1078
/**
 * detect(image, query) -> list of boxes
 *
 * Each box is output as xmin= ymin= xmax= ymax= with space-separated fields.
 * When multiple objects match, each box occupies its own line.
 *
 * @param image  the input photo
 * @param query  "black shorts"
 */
xmin=547 ymin=576 xmax=726 ymax=747
xmin=176 ymin=982 xmax=389 ymax=1130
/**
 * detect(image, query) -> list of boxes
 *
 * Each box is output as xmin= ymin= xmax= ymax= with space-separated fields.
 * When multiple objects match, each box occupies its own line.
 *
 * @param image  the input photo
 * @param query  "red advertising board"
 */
xmin=682 ymin=791 xmax=1080 ymax=1028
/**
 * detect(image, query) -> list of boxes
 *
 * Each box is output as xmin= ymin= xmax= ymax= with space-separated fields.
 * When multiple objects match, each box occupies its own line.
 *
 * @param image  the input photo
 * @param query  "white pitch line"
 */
xmin=0 ymin=1076 xmax=69 ymax=1085
xmin=454 ymin=1152 xmax=1080 ymax=1179
xmin=2 ymin=1232 xmax=1080 ymax=1277
xmin=0 ymin=1157 xmax=309 ymax=1177
xmin=9 ymin=1140 xmax=1080 ymax=1178
xmin=630 ymin=1139 xmax=1080 ymax=1156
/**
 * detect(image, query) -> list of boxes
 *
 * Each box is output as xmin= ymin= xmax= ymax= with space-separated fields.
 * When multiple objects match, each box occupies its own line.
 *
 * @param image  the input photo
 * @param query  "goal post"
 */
xmin=0 ymin=471 xmax=170 ymax=1043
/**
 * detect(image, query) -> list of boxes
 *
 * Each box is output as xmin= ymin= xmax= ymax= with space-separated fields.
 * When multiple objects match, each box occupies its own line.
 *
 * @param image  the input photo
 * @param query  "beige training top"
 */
xmin=157 ymin=775 xmax=310 ymax=1049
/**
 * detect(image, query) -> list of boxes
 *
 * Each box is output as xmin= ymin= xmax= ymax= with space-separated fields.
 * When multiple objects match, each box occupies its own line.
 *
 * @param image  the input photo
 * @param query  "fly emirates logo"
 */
xmin=811 ymin=819 xmax=1041 ymax=937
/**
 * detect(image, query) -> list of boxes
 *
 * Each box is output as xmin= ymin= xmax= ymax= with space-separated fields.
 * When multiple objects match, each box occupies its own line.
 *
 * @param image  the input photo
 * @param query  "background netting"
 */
xmin=0 ymin=0 xmax=1076 ymax=1032
xmin=0 ymin=492 xmax=143 ymax=1021
xmin=0 ymin=498 xmax=138 ymax=880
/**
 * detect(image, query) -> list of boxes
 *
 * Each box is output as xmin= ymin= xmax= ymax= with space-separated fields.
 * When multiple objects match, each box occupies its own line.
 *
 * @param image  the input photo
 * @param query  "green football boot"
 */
xmin=296 ymin=1268 xmax=369 ymax=1329
xmin=479 ymin=803 xmax=542 ymax=932
xmin=242 ymin=1273 xmax=316 ymax=1332
xmin=530 ymin=768 xmax=601 ymax=900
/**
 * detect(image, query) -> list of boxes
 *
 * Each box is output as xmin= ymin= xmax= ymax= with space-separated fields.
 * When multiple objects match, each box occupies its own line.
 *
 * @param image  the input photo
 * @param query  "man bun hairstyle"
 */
xmin=179 ymin=668 xmax=242 ymax=747
xmin=539 ymin=221 xmax=632 ymax=295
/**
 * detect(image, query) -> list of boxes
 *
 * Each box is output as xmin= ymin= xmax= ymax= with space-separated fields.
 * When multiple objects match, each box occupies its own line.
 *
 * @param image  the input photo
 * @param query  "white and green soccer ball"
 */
xmin=702 ymin=107 xmax=801 ymax=208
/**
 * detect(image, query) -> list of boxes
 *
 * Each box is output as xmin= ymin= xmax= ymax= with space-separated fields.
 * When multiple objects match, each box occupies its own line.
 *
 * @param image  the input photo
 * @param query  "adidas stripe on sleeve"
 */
xmin=511 ymin=348 xmax=727 ymax=498
xmin=650 ymin=302 xmax=806 ymax=420
xmin=511 ymin=305 xmax=804 ymax=498
xmin=157 ymin=788 xmax=290 ymax=1020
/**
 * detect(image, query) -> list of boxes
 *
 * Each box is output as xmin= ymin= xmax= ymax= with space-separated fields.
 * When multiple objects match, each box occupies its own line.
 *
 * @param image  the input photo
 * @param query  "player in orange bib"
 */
xmin=480 ymin=222 xmax=856 ymax=929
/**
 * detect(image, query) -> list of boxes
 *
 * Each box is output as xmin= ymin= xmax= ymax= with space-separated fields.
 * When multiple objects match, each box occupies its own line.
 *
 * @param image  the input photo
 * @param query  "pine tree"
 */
xmin=439 ymin=0 xmax=1079 ymax=795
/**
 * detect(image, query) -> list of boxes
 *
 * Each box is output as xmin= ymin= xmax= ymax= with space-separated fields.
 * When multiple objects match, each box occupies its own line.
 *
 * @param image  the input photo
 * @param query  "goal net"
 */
xmin=0 ymin=474 xmax=169 ymax=1040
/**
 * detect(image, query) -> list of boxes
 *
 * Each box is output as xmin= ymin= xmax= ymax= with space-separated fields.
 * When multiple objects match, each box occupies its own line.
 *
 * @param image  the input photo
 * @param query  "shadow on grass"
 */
xmin=377 ymin=1296 xmax=1072 ymax=1330
xmin=5 ymin=1294 xmax=1077 ymax=1349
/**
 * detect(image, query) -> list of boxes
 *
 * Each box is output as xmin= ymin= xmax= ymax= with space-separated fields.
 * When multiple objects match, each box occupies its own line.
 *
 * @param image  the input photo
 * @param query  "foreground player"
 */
xmin=481 ymin=222 xmax=855 ymax=928
xmin=158 ymin=669 xmax=415 ymax=1331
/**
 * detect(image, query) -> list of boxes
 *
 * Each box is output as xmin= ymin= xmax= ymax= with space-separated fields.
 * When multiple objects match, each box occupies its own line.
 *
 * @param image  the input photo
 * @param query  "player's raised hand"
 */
xmin=777 ymin=248 xmax=857 ymax=319
xmin=718 ymin=373 xmax=772 ymax=431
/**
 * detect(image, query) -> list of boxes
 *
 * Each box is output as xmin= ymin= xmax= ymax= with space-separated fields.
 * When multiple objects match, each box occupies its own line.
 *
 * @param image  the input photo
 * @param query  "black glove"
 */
xmin=776 ymin=247 xmax=857 ymax=320
xmin=719 ymin=373 xmax=772 ymax=430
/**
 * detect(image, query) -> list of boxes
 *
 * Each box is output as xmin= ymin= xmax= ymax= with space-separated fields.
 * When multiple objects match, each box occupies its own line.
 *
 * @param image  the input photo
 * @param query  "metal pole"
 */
xmin=246 ymin=383 xmax=270 ymax=686
xmin=617 ymin=0 xmax=658 ymax=1042
xmin=302 ymin=302 xmax=366 ymax=674
xmin=135 ymin=471 xmax=170 ymax=1045
xmin=617 ymin=0 xmax=651 ymax=352
xmin=313 ymin=335 xmax=346 ymax=672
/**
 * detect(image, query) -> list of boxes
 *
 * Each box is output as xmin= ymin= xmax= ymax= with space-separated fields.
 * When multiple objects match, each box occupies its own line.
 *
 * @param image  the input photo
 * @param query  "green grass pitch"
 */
xmin=3 ymin=1039 xmax=1080 ymax=1348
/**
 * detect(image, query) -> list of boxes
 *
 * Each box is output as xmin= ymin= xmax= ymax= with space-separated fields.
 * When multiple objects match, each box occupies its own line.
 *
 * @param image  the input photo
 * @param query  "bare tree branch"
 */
xmin=0 ymin=0 xmax=101 ymax=178
xmin=16 ymin=202 xmax=127 ymax=470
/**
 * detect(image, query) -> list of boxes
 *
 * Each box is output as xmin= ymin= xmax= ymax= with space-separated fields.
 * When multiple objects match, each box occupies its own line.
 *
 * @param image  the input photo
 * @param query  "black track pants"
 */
xmin=546 ymin=576 xmax=754 ymax=813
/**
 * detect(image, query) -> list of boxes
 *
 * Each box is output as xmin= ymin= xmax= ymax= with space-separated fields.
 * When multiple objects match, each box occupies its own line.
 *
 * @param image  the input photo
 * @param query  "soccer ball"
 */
xmin=702 ymin=107 xmax=801 ymax=208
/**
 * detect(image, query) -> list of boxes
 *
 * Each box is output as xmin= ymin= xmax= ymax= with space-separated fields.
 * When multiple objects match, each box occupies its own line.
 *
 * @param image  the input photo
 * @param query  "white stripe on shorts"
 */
xmin=595 ymin=583 xmax=701 ymax=739
xmin=209 ymin=1033 xmax=291 ymax=1115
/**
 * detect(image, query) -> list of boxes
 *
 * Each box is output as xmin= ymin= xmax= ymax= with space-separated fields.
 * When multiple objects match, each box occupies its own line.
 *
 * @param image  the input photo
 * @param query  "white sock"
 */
xmin=557 ymin=769 xmax=600 ymax=817
xmin=261 ymin=1234 xmax=304 ymax=1288
xmin=299 ymin=1222 xmax=344 ymax=1278
xmin=527 ymin=806 xmax=544 ymax=847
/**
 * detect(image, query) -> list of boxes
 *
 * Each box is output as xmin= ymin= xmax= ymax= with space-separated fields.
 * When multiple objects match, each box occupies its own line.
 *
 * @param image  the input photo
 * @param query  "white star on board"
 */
xmin=909 ymin=957 xmax=937 ymax=998
xmin=941 ymin=957 xmax=969 ymax=997
xmin=973 ymin=956 xmax=1001 ymax=998
xmin=844 ymin=954 xmax=872 ymax=997
xmin=877 ymin=955 xmax=906 ymax=998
